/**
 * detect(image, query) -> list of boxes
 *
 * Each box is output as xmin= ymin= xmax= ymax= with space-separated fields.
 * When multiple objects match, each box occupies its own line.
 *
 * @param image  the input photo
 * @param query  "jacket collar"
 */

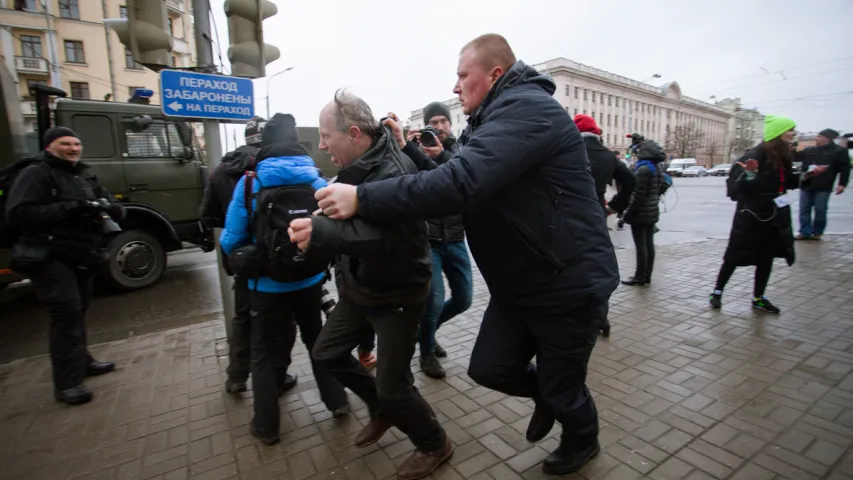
xmin=582 ymin=134 xmax=606 ymax=150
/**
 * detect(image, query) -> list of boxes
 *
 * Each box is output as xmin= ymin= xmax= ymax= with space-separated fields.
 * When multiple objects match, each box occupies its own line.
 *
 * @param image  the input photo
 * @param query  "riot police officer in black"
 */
xmin=5 ymin=127 xmax=123 ymax=405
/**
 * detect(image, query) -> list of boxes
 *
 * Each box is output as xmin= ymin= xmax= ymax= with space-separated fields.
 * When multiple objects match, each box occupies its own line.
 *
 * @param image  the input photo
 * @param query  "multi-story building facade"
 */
xmin=0 ymin=0 xmax=195 ymax=132
xmin=407 ymin=57 xmax=732 ymax=166
xmin=715 ymin=97 xmax=764 ymax=161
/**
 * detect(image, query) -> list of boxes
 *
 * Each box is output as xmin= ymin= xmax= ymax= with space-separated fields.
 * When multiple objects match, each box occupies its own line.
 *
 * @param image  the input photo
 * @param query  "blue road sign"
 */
xmin=159 ymin=70 xmax=254 ymax=122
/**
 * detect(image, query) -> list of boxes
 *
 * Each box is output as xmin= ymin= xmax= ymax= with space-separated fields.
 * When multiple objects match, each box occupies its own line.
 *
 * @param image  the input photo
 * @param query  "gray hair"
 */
xmin=333 ymin=89 xmax=380 ymax=138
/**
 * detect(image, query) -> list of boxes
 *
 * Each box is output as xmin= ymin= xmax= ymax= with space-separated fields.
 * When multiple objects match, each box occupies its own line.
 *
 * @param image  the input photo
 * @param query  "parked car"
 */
xmin=709 ymin=164 xmax=732 ymax=176
xmin=681 ymin=166 xmax=709 ymax=177
xmin=666 ymin=158 xmax=698 ymax=177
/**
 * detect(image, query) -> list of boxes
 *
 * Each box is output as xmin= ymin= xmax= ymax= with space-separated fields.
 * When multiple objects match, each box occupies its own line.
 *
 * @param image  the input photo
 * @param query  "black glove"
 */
xmin=102 ymin=201 xmax=125 ymax=221
xmin=68 ymin=200 xmax=103 ymax=216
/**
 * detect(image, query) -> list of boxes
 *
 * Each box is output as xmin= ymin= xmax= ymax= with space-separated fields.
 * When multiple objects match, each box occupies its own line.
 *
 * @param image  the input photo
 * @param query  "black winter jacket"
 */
xmin=200 ymin=144 xmax=259 ymax=228
xmin=310 ymin=127 xmax=432 ymax=307
xmin=623 ymin=163 xmax=663 ymax=226
xmin=402 ymin=137 xmax=465 ymax=243
xmin=723 ymin=145 xmax=799 ymax=267
xmin=582 ymin=134 xmax=635 ymax=213
xmin=355 ymin=61 xmax=619 ymax=312
xmin=6 ymin=152 xmax=125 ymax=267
xmin=798 ymin=143 xmax=850 ymax=192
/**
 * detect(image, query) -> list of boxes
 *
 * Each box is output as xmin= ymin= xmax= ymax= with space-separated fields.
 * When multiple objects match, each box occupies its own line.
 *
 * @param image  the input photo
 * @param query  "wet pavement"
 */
xmin=0 ymin=235 xmax=852 ymax=480
xmin=2 ymin=177 xmax=852 ymax=362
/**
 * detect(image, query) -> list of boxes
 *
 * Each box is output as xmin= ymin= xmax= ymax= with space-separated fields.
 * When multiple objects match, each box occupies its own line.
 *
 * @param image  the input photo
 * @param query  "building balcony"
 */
xmin=15 ymin=56 xmax=48 ymax=74
xmin=172 ymin=37 xmax=189 ymax=55
xmin=21 ymin=100 xmax=37 ymax=117
xmin=166 ymin=0 xmax=184 ymax=13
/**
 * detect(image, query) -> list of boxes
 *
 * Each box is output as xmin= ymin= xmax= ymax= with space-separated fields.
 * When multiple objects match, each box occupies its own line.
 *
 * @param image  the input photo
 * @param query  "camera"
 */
xmin=320 ymin=285 xmax=336 ymax=318
xmin=420 ymin=126 xmax=440 ymax=147
xmin=89 ymin=198 xmax=122 ymax=235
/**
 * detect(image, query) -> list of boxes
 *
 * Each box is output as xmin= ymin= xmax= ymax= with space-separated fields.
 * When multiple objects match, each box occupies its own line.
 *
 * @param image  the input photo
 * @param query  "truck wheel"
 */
xmin=104 ymin=230 xmax=166 ymax=292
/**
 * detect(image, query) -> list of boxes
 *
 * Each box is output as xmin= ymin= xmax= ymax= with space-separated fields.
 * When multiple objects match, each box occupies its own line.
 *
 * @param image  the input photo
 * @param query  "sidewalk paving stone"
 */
xmin=1 ymin=236 xmax=853 ymax=480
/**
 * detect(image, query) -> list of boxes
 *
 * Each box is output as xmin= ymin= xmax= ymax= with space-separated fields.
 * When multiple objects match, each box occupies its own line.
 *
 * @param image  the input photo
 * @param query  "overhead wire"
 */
xmin=683 ymin=56 xmax=853 ymax=89
xmin=205 ymin=0 xmax=230 ymax=75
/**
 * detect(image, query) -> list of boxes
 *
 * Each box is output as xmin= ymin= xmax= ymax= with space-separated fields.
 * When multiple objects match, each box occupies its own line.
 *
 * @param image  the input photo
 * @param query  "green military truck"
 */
xmin=1 ymin=66 xmax=214 ymax=292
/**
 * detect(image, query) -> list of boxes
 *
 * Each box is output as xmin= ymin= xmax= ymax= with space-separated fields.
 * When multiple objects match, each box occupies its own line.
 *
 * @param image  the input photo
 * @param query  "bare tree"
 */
xmin=665 ymin=123 xmax=704 ymax=158
xmin=728 ymin=137 xmax=755 ymax=161
xmin=704 ymin=138 xmax=723 ymax=166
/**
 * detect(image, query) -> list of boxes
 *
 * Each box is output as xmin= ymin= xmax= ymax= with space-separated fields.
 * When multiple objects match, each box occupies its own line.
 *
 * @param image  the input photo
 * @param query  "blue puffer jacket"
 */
xmin=219 ymin=142 xmax=327 ymax=293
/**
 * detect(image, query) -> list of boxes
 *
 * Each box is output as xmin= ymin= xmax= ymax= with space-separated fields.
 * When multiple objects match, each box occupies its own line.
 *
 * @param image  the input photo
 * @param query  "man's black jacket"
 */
xmin=582 ymin=134 xmax=635 ymax=213
xmin=355 ymin=61 xmax=619 ymax=311
xmin=310 ymin=126 xmax=432 ymax=307
xmin=200 ymin=144 xmax=259 ymax=228
xmin=402 ymin=137 xmax=465 ymax=243
xmin=798 ymin=143 xmax=850 ymax=192
xmin=6 ymin=151 xmax=125 ymax=264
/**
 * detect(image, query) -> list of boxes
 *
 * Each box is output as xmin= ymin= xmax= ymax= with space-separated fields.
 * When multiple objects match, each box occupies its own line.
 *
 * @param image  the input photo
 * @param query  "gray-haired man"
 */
xmin=288 ymin=90 xmax=452 ymax=480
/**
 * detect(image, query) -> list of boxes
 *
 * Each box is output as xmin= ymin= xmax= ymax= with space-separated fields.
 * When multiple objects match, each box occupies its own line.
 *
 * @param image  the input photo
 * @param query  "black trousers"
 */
xmin=30 ymin=260 xmax=96 ymax=390
xmin=312 ymin=296 xmax=446 ymax=452
xmin=467 ymin=298 xmax=604 ymax=453
xmin=631 ymin=224 xmax=656 ymax=281
xmin=249 ymin=285 xmax=348 ymax=438
xmin=226 ymin=277 xmax=297 ymax=383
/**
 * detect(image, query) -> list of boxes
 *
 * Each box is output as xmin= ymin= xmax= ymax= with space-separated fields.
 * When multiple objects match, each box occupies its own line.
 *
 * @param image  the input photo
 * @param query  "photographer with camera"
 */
xmin=219 ymin=114 xmax=349 ymax=445
xmin=394 ymin=102 xmax=472 ymax=379
xmin=4 ymin=127 xmax=123 ymax=405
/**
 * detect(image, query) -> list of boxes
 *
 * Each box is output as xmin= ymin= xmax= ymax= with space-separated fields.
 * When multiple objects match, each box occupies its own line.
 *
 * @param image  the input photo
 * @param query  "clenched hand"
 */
xmin=288 ymin=218 xmax=313 ymax=250
xmin=315 ymin=184 xmax=359 ymax=220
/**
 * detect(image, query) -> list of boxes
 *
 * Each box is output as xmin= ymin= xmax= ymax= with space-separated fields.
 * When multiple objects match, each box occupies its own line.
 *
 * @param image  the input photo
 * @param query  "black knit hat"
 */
xmin=43 ymin=126 xmax=79 ymax=148
xmin=818 ymin=128 xmax=839 ymax=140
xmin=244 ymin=116 xmax=266 ymax=146
xmin=262 ymin=113 xmax=298 ymax=146
xmin=423 ymin=102 xmax=452 ymax=125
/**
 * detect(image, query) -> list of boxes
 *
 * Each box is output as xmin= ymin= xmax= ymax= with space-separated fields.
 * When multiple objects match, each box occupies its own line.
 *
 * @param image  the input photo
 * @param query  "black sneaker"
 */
xmin=420 ymin=355 xmax=446 ymax=379
xmin=332 ymin=405 xmax=351 ymax=418
xmin=752 ymin=297 xmax=780 ymax=314
xmin=709 ymin=293 xmax=722 ymax=309
xmin=433 ymin=341 xmax=447 ymax=358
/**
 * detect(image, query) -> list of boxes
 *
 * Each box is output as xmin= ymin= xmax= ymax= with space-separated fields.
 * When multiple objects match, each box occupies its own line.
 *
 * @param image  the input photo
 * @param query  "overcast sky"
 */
xmin=209 ymin=0 xmax=852 ymax=145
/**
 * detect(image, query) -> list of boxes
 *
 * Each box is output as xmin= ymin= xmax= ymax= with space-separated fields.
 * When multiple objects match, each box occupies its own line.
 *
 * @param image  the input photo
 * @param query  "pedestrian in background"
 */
xmin=796 ymin=128 xmax=849 ymax=240
xmin=709 ymin=116 xmax=827 ymax=313
xmin=620 ymin=140 xmax=667 ymax=287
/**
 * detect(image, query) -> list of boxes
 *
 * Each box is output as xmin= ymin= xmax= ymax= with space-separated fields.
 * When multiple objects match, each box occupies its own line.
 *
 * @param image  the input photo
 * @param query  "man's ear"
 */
xmin=348 ymin=126 xmax=361 ymax=144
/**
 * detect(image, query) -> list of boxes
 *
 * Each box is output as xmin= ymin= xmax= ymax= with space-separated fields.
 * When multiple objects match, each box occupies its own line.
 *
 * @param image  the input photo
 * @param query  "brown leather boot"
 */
xmin=396 ymin=437 xmax=454 ymax=480
xmin=354 ymin=417 xmax=392 ymax=447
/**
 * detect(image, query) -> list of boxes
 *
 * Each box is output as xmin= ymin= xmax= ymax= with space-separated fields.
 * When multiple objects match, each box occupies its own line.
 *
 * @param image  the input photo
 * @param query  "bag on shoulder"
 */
xmin=726 ymin=162 xmax=744 ymax=202
xmin=0 ymin=158 xmax=46 ymax=248
xmin=242 ymin=172 xmax=328 ymax=282
xmin=659 ymin=172 xmax=672 ymax=196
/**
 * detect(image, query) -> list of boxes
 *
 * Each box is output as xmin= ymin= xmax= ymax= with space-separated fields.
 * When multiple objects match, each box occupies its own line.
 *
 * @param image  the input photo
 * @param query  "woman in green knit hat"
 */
xmin=708 ymin=115 xmax=827 ymax=313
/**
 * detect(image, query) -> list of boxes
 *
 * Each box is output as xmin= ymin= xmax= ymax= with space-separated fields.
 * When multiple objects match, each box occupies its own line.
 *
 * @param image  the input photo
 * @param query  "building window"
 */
xmin=59 ymin=0 xmax=80 ymax=19
xmin=615 ymin=97 xmax=620 ymax=108
xmin=168 ymin=17 xmax=175 ymax=36
xmin=574 ymin=87 xmax=579 ymax=99
xmin=125 ymin=48 xmax=142 ymax=69
xmin=607 ymin=134 xmax=611 ymax=144
xmin=69 ymin=82 xmax=90 ymax=99
xmin=20 ymin=35 xmax=43 ymax=58
xmin=16 ymin=0 xmax=38 ymax=11
xmin=573 ymin=108 xmax=578 ymax=116
xmin=607 ymin=114 xmax=611 ymax=126
xmin=120 ymin=6 xmax=128 ymax=18
xmin=583 ymin=109 xmax=587 ymax=115
xmin=615 ymin=115 xmax=619 ymax=126
xmin=608 ymin=95 xmax=612 ymax=106
xmin=583 ymin=90 xmax=587 ymax=101
xmin=64 ymin=40 xmax=85 ymax=63
xmin=565 ymin=85 xmax=570 ymax=96
xmin=26 ymin=79 xmax=47 ymax=97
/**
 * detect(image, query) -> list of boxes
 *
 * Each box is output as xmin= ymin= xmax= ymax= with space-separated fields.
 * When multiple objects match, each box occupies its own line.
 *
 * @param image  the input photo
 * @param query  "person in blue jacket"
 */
xmin=219 ymin=113 xmax=349 ymax=445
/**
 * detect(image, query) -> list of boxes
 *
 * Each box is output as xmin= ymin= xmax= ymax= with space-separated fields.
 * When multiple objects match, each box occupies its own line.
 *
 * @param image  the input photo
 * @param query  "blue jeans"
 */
xmin=799 ymin=190 xmax=831 ymax=236
xmin=418 ymin=241 xmax=473 ymax=356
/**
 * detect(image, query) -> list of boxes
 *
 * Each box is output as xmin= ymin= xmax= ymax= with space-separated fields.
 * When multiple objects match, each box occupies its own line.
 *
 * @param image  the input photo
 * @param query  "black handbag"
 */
xmin=9 ymin=242 xmax=51 ymax=273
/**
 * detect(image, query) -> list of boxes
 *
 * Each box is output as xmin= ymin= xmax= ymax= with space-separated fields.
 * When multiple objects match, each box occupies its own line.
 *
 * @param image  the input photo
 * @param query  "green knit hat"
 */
xmin=764 ymin=115 xmax=796 ymax=142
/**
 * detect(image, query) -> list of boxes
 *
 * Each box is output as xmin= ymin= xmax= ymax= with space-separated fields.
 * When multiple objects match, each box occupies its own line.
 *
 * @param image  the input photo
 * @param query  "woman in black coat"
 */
xmin=709 ymin=116 xmax=827 ymax=313
xmin=621 ymin=140 xmax=667 ymax=286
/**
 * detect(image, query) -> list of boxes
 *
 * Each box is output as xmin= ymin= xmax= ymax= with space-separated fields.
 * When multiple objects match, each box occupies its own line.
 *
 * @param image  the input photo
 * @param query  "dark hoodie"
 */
xmin=200 ymin=144 xmax=259 ymax=228
xmin=355 ymin=61 xmax=619 ymax=311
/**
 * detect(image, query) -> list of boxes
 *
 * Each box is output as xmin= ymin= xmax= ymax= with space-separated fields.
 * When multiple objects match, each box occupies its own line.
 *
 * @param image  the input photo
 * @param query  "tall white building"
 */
xmin=407 ymin=57 xmax=732 ymax=166
xmin=715 ymin=97 xmax=765 ymax=160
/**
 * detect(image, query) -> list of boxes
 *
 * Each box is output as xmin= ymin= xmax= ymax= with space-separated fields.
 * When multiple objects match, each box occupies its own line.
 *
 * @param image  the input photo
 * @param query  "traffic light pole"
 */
xmin=191 ymin=0 xmax=234 ymax=340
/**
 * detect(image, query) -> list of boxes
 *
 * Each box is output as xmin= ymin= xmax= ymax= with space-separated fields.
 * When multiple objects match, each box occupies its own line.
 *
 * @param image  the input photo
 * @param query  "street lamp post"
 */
xmin=265 ymin=66 xmax=293 ymax=118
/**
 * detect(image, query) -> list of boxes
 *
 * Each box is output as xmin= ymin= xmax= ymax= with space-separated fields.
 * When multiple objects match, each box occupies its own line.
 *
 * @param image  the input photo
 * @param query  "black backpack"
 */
xmin=0 ymin=158 xmax=46 ymax=249
xmin=243 ymin=171 xmax=328 ymax=282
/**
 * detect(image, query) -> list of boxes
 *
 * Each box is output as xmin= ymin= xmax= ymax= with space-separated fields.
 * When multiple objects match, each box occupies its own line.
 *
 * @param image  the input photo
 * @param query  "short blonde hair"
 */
xmin=461 ymin=34 xmax=516 ymax=72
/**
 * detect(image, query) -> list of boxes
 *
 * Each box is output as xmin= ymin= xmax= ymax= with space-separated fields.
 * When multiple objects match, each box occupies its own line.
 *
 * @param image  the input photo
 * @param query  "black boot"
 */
xmin=621 ymin=276 xmax=647 ymax=286
xmin=543 ymin=441 xmax=600 ymax=475
xmin=526 ymin=395 xmax=555 ymax=442
xmin=86 ymin=361 xmax=116 ymax=376
xmin=278 ymin=373 xmax=298 ymax=396
xmin=55 ymin=385 xmax=93 ymax=405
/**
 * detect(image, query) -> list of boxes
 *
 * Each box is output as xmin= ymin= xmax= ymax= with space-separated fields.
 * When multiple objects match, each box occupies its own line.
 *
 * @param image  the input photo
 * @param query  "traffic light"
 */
xmin=103 ymin=0 xmax=172 ymax=71
xmin=225 ymin=0 xmax=280 ymax=78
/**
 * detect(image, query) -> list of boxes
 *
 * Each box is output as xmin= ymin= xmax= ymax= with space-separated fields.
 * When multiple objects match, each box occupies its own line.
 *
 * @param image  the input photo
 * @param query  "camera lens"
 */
xmin=421 ymin=129 xmax=437 ymax=147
